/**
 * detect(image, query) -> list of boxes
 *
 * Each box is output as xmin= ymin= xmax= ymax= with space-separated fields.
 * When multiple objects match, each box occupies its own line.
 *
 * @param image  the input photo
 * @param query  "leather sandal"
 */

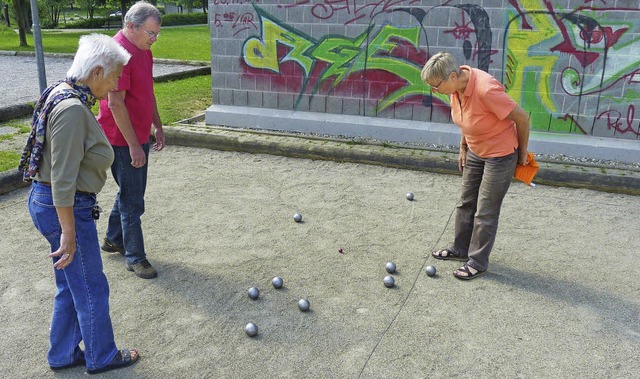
xmin=432 ymin=248 xmax=467 ymax=261
xmin=453 ymin=264 xmax=486 ymax=280
xmin=87 ymin=349 xmax=139 ymax=375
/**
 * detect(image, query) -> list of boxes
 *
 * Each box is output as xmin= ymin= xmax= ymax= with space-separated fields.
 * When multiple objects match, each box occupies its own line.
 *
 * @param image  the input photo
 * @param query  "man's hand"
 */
xmin=153 ymin=127 xmax=165 ymax=151
xmin=130 ymin=144 xmax=146 ymax=168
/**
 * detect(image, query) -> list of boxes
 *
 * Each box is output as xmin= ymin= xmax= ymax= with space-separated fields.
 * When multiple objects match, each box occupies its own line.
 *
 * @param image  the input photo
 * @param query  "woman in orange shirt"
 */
xmin=421 ymin=52 xmax=530 ymax=280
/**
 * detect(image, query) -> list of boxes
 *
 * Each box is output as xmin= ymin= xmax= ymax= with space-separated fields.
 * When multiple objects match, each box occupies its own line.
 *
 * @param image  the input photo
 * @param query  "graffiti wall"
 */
xmin=210 ymin=0 xmax=640 ymax=140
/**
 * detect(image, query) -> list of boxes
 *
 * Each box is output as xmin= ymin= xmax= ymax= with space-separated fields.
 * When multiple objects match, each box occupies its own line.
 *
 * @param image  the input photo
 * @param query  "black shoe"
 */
xmin=126 ymin=260 xmax=158 ymax=279
xmin=101 ymin=238 xmax=125 ymax=255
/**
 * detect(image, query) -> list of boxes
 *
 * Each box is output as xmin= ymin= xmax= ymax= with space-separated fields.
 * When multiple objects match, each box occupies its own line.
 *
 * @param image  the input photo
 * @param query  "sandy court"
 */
xmin=1 ymin=145 xmax=638 ymax=378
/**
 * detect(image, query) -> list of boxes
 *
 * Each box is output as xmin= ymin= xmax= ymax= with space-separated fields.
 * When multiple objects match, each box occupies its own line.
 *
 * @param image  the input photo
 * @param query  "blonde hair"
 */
xmin=421 ymin=52 xmax=461 ymax=84
xmin=66 ymin=34 xmax=131 ymax=81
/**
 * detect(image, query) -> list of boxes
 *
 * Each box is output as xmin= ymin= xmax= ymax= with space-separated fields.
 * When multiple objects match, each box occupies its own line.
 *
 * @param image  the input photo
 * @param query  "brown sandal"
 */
xmin=431 ymin=248 xmax=467 ymax=261
xmin=453 ymin=264 xmax=485 ymax=280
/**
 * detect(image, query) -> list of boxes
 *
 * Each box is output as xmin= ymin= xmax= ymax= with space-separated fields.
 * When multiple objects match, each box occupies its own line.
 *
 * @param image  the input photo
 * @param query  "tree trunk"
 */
xmin=12 ymin=0 xmax=30 ymax=47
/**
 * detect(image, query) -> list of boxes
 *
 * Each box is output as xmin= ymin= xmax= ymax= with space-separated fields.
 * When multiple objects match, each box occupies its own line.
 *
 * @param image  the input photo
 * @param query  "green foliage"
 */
xmin=59 ymin=15 xmax=121 ymax=29
xmin=161 ymin=12 xmax=207 ymax=26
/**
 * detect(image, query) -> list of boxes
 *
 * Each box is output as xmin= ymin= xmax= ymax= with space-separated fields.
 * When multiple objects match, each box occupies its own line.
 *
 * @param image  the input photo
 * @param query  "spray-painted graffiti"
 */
xmin=243 ymin=8 xmax=426 ymax=113
xmin=278 ymin=0 xmax=424 ymax=25
xmin=212 ymin=0 xmax=260 ymax=35
xmin=233 ymin=1 xmax=640 ymax=138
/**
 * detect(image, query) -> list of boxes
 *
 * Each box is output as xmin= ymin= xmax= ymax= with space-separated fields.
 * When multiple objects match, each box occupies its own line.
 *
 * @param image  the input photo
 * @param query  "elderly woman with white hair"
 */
xmin=19 ymin=34 xmax=140 ymax=374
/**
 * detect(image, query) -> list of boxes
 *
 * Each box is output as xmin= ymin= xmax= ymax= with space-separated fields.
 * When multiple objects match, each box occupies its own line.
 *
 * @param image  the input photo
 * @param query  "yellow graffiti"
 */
xmin=242 ymin=15 xmax=315 ymax=76
xmin=505 ymin=0 xmax=558 ymax=112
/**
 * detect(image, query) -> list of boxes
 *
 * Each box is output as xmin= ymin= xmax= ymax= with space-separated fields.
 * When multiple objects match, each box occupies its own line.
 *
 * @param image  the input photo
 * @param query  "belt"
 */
xmin=34 ymin=181 xmax=95 ymax=195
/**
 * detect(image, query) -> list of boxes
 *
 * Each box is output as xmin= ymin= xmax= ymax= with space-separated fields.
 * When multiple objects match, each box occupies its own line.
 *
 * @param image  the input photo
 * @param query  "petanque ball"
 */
xmin=383 ymin=275 xmax=395 ymax=288
xmin=245 ymin=322 xmax=258 ymax=337
xmin=425 ymin=265 xmax=437 ymax=277
xmin=293 ymin=213 xmax=303 ymax=222
xmin=298 ymin=298 xmax=311 ymax=312
xmin=406 ymin=192 xmax=414 ymax=201
xmin=247 ymin=287 xmax=259 ymax=300
xmin=272 ymin=276 xmax=284 ymax=289
xmin=385 ymin=262 xmax=396 ymax=274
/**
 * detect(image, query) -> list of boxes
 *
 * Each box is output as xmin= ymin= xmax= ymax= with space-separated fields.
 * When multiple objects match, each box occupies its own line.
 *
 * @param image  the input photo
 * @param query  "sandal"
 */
xmin=87 ymin=349 xmax=139 ymax=375
xmin=50 ymin=351 xmax=85 ymax=371
xmin=453 ymin=264 xmax=485 ymax=280
xmin=432 ymin=248 xmax=467 ymax=261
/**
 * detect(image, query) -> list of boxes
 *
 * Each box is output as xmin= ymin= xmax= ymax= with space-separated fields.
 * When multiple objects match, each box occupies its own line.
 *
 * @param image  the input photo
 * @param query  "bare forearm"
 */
xmin=152 ymin=99 xmax=162 ymax=131
xmin=110 ymin=102 xmax=140 ymax=148
xmin=55 ymin=206 xmax=75 ymax=237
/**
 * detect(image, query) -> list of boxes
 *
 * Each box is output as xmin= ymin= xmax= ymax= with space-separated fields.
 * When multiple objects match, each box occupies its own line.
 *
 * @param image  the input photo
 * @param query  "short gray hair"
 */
xmin=124 ymin=1 xmax=161 ymax=28
xmin=67 ymin=34 xmax=131 ymax=81
xmin=421 ymin=52 xmax=461 ymax=84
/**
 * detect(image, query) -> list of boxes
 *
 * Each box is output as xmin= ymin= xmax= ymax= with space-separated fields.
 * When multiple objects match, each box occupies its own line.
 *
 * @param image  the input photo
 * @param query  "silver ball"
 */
xmin=245 ymin=322 xmax=258 ymax=337
xmin=298 ymin=298 xmax=310 ymax=312
xmin=385 ymin=262 xmax=396 ymax=274
xmin=383 ymin=275 xmax=395 ymax=288
xmin=293 ymin=213 xmax=303 ymax=222
xmin=406 ymin=192 xmax=414 ymax=201
xmin=425 ymin=265 xmax=437 ymax=277
xmin=247 ymin=287 xmax=259 ymax=300
xmin=272 ymin=276 xmax=284 ymax=289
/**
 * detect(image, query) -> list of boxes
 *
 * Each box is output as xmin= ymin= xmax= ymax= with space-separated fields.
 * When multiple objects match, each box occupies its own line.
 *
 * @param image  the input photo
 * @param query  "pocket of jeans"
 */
xmin=29 ymin=196 xmax=61 ymax=239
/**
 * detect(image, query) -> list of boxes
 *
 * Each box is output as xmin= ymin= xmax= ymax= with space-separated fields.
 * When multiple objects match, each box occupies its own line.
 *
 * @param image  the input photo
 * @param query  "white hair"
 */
xmin=66 ymin=34 xmax=131 ymax=81
xmin=125 ymin=1 xmax=161 ymax=28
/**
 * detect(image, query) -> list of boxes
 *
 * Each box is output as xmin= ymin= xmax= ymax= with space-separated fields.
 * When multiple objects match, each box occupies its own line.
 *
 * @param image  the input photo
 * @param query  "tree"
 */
xmin=77 ymin=0 xmax=105 ymax=19
xmin=39 ymin=0 xmax=69 ymax=27
xmin=11 ymin=0 xmax=30 ymax=47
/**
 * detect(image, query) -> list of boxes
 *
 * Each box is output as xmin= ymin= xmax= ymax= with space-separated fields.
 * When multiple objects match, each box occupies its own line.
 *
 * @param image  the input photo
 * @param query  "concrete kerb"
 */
xmin=163 ymin=124 xmax=640 ymax=196
xmin=1 ymin=124 xmax=639 ymax=196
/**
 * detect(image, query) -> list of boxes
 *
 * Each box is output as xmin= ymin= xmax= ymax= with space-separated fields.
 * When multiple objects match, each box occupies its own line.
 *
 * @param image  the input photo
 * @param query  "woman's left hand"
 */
xmin=49 ymin=231 xmax=76 ymax=270
xmin=518 ymin=151 xmax=529 ymax=165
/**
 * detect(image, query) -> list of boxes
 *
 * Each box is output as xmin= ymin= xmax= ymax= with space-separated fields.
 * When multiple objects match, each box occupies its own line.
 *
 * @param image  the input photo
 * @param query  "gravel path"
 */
xmin=0 ymin=53 xmax=198 ymax=108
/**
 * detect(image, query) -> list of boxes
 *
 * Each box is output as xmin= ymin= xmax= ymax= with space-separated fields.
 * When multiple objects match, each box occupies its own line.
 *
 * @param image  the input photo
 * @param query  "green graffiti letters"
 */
xmin=243 ymin=7 xmax=430 ymax=111
xmin=242 ymin=7 xmax=315 ymax=76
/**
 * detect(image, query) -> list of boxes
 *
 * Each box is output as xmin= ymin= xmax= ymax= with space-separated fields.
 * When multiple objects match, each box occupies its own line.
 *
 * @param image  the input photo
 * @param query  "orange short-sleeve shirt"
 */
xmin=450 ymin=66 xmax=518 ymax=158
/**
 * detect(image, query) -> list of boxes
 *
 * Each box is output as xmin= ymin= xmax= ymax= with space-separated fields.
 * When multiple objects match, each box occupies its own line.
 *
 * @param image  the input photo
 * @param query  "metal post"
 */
xmin=29 ymin=0 xmax=47 ymax=94
xmin=3 ymin=3 xmax=9 ymax=27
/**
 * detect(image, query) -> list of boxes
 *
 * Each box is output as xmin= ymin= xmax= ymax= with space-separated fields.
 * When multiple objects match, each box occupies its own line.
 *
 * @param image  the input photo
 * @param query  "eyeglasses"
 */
xmin=430 ymin=78 xmax=446 ymax=91
xmin=143 ymin=29 xmax=161 ymax=38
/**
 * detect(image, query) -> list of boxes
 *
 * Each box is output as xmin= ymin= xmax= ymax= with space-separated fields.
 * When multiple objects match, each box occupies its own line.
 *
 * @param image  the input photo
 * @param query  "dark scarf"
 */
xmin=18 ymin=79 xmax=97 ymax=181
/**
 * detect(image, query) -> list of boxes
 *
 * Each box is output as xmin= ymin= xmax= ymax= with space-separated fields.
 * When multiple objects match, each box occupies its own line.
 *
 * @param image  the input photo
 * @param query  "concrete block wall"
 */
xmin=209 ymin=0 xmax=640 ymax=141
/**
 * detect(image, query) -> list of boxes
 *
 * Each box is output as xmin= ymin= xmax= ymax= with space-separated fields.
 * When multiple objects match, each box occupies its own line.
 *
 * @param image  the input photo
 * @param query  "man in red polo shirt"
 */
xmin=97 ymin=1 xmax=165 ymax=279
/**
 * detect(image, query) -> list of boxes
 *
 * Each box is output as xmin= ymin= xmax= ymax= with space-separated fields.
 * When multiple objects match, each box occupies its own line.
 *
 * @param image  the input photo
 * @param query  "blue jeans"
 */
xmin=106 ymin=143 xmax=150 ymax=265
xmin=451 ymin=149 xmax=518 ymax=272
xmin=28 ymin=181 xmax=118 ymax=370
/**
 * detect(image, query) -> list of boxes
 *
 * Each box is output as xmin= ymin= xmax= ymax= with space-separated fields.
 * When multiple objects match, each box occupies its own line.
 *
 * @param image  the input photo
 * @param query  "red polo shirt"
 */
xmin=450 ymin=66 xmax=518 ymax=158
xmin=97 ymin=30 xmax=155 ymax=147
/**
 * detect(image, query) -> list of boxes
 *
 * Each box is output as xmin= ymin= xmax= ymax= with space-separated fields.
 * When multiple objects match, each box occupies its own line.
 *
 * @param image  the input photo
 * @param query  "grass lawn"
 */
xmin=0 ymin=25 xmax=211 ymax=61
xmin=155 ymin=75 xmax=212 ymax=123
xmin=0 ymin=151 xmax=21 ymax=172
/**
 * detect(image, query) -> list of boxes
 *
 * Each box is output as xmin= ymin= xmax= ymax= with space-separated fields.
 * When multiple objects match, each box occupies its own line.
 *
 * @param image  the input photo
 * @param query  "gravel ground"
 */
xmin=2 ymin=144 xmax=639 ymax=378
